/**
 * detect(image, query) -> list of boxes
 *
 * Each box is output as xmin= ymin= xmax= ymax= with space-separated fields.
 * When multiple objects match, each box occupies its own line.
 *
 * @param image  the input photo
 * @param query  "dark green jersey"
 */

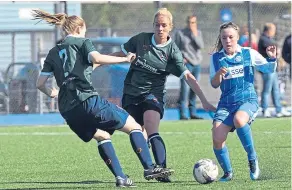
xmin=121 ymin=32 xmax=187 ymax=99
xmin=41 ymin=36 xmax=98 ymax=113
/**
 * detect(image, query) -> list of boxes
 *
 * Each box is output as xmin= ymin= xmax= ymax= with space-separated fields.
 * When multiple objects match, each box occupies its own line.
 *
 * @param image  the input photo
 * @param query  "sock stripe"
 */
xmin=97 ymin=139 xmax=111 ymax=146
xmin=129 ymin=129 xmax=142 ymax=135
xmin=148 ymin=134 xmax=159 ymax=141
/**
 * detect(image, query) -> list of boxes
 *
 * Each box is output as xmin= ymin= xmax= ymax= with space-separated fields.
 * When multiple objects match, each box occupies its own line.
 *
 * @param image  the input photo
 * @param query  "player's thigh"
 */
xmin=61 ymin=104 xmax=97 ymax=143
xmin=123 ymin=104 xmax=144 ymax=126
xmin=142 ymin=98 xmax=164 ymax=135
xmin=234 ymin=101 xmax=259 ymax=127
xmin=119 ymin=115 xmax=142 ymax=134
xmin=213 ymin=107 xmax=235 ymax=132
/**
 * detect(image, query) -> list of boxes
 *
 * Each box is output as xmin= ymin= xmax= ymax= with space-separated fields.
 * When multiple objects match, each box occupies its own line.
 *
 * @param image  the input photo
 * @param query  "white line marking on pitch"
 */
xmin=0 ymin=131 xmax=290 ymax=136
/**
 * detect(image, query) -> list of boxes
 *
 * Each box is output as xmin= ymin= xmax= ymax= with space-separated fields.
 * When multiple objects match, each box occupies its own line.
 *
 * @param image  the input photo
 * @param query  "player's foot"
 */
xmin=249 ymin=159 xmax=260 ymax=180
xmin=219 ymin=171 xmax=233 ymax=182
xmin=156 ymin=176 xmax=172 ymax=183
xmin=116 ymin=175 xmax=136 ymax=188
xmin=144 ymin=165 xmax=174 ymax=180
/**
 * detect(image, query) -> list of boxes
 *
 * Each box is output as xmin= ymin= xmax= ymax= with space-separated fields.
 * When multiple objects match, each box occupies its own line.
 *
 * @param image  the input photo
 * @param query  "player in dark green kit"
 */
xmin=112 ymin=8 xmax=216 ymax=182
xmin=33 ymin=9 xmax=173 ymax=188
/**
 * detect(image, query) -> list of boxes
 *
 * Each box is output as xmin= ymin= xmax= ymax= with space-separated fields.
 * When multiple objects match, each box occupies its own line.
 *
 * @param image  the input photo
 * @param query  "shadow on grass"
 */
xmin=0 ymin=180 xmax=156 ymax=190
xmin=0 ymin=180 xmax=113 ymax=190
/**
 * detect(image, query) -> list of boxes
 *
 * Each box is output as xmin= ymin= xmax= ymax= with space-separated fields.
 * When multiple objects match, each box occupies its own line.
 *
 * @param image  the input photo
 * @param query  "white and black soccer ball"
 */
xmin=193 ymin=159 xmax=219 ymax=184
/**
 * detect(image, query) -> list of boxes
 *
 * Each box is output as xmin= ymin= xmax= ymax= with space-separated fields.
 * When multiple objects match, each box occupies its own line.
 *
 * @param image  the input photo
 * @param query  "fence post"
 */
xmin=247 ymin=1 xmax=253 ymax=47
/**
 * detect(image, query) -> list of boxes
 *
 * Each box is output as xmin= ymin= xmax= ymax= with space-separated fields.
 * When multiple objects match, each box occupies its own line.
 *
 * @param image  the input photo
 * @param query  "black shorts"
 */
xmin=61 ymin=96 xmax=129 ymax=142
xmin=122 ymin=94 xmax=164 ymax=126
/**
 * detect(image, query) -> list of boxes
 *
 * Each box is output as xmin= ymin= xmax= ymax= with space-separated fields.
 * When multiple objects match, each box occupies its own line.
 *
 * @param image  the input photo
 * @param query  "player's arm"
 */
xmin=210 ymin=55 xmax=227 ymax=88
xmin=109 ymin=51 xmax=126 ymax=57
xmin=36 ymin=75 xmax=58 ymax=98
xmin=183 ymin=71 xmax=216 ymax=112
xmin=89 ymin=51 xmax=135 ymax=66
xmin=251 ymin=46 xmax=277 ymax=73
xmin=169 ymin=49 xmax=216 ymax=111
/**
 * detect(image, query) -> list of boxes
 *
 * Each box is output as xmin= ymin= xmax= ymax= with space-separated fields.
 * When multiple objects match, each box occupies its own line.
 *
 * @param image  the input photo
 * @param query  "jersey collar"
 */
xmin=219 ymin=45 xmax=242 ymax=58
xmin=151 ymin=34 xmax=172 ymax=47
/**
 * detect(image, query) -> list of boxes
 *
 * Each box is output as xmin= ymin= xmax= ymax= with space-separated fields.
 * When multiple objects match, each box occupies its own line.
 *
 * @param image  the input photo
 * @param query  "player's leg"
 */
xmin=92 ymin=130 xmax=136 ymax=187
xmin=234 ymin=102 xmax=260 ymax=180
xmin=212 ymin=122 xmax=233 ymax=181
xmin=61 ymin=97 xmax=134 ymax=187
xmin=212 ymin=108 xmax=233 ymax=182
xmin=119 ymin=113 xmax=174 ymax=180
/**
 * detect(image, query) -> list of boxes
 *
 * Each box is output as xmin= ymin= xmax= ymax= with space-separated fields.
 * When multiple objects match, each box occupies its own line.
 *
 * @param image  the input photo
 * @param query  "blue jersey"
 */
xmin=209 ymin=45 xmax=276 ymax=106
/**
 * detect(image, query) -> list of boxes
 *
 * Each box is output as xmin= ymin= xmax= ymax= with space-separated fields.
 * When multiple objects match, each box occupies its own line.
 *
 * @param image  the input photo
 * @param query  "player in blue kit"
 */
xmin=111 ymin=8 xmax=216 ymax=183
xmin=210 ymin=22 xmax=277 ymax=181
xmin=33 ymin=9 xmax=173 ymax=188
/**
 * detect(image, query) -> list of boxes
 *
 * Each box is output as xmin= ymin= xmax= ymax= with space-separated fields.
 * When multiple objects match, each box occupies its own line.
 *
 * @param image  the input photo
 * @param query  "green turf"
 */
xmin=0 ymin=118 xmax=291 ymax=189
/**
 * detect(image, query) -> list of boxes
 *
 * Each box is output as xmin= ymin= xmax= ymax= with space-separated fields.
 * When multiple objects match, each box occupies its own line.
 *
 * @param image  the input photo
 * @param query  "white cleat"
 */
xmin=249 ymin=159 xmax=260 ymax=180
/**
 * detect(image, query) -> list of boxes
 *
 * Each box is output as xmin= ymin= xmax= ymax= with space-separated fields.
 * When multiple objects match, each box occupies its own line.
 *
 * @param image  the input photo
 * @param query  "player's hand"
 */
xmin=126 ymin=52 xmax=136 ymax=63
xmin=50 ymin=88 xmax=59 ymax=98
xmin=266 ymin=45 xmax=277 ymax=59
xmin=202 ymin=101 xmax=216 ymax=112
xmin=217 ymin=67 xmax=229 ymax=78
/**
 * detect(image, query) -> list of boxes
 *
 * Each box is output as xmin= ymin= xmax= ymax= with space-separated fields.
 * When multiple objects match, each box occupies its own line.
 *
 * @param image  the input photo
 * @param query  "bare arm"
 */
xmin=36 ymin=75 xmax=58 ymax=98
xmin=211 ymin=67 xmax=228 ymax=88
xmin=109 ymin=51 xmax=127 ymax=57
xmin=89 ymin=51 xmax=135 ymax=66
xmin=184 ymin=72 xmax=216 ymax=111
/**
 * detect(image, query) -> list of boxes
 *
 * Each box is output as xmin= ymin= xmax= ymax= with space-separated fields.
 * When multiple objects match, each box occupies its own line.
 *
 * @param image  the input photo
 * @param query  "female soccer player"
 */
xmin=33 ymin=9 xmax=173 ymax=187
xmin=111 ymin=8 xmax=216 ymax=182
xmin=210 ymin=22 xmax=277 ymax=181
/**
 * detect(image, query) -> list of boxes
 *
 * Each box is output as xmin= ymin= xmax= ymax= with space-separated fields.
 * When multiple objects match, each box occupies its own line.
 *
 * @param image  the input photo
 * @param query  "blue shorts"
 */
xmin=213 ymin=101 xmax=259 ymax=132
xmin=61 ymin=96 xmax=129 ymax=142
xmin=122 ymin=93 xmax=164 ymax=126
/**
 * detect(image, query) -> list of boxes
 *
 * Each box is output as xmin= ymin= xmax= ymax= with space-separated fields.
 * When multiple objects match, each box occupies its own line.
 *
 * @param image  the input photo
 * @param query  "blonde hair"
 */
xmin=213 ymin=22 xmax=240 ymax=52
xmin=32 ymin=9 xmax=85 ymax=35
xmin=153 ymin=8 xmax=173 ymax=28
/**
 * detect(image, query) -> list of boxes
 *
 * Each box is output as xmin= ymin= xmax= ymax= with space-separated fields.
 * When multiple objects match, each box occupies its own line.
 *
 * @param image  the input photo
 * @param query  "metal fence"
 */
xmin=0 ymin=2 xmax=290 ymax=115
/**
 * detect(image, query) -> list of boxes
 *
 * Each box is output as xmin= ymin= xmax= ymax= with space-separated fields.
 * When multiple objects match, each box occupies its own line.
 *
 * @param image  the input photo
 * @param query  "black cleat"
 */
xmin=144 ymin=165 xmax=174 ymax=180
xmin=116 ymin=176 xmax=136 ymax=188
xmin=219 ymin=171 xmax=233 ymax=182
xmin=156 ymin=176 xmax=172 ymax=183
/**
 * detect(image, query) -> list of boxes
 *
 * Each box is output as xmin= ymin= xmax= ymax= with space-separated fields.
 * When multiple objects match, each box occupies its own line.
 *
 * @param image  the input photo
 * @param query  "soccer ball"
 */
xmin=193 ymin=159 xmax=219 ymax=184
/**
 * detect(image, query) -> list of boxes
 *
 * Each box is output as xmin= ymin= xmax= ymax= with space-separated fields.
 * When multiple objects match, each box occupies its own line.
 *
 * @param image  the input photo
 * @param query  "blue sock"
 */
xmin=97 ymin=140 xmax=126 ymax=178
xmin=129 ymin=130 xmax=154 ymax=169
xmin=149 ymin=133 xmax=166 ymax=167
xmin=213 ymin=146 xmax=232 ymax=173
xmin=236 ymin=123 xmax=257 ymax=160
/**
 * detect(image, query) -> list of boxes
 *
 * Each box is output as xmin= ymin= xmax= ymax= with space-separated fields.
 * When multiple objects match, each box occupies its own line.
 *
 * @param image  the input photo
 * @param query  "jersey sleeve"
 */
xmin=209 ymin=54 xmax=216 ymax=83
xmin=121 ymin=34 xmax=138 ymax=54
xmin=250 ymin=48 xmax=277 ymax=73
xmin=83 ymin=39 xmax=98 ymax=64
xmin=40 ymin=51 xmax=54 ymax=77
xmin=165 ymin=47 xmax=188 ymax=78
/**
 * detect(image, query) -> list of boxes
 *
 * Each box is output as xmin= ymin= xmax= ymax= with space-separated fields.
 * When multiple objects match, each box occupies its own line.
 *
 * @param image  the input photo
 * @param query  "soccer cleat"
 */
xmin=219 ymin=171 xmax=233 ymax=182
xmin=144 ymin=165 xmax=174 ymax=180
xmin=249 ymin=159 xmax=260 ymax=180
xmin=116 ymin=176 xmax=136 ymax=188
xmin=156 ymin=176 xmax=172 ymax=183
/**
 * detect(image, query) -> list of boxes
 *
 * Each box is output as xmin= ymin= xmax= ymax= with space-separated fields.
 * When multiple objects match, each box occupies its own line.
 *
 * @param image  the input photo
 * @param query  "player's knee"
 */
xmin=233 ymin=116 xmax=248 ymax=128
xmin=93 ymin=130 xmax=111 ymax=141
xmin=121 ymin=115 xmax=142 ymax=134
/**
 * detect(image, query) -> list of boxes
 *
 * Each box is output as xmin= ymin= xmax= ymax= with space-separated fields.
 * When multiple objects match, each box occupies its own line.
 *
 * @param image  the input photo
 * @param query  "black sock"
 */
xmin=97 ymin=140 xmax=126 ymax=178
xmin=149 ymin=133 xmax=166 ymax=167
xmin=129 ymin=129 xmax=154 ymax=169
